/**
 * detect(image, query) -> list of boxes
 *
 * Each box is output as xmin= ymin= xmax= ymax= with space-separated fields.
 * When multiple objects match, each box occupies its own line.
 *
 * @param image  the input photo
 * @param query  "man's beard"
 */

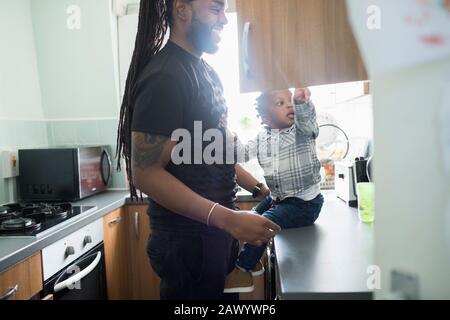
xmin=188 ymin=16 xmax=220 ymax=54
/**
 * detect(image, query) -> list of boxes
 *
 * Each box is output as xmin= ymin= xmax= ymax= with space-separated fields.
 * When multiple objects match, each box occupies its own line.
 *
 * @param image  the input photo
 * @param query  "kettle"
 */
xmin=366 ymin=155 xmax=373 ymax=182
xmin=353 ymin=157 xmax=370 ymax=185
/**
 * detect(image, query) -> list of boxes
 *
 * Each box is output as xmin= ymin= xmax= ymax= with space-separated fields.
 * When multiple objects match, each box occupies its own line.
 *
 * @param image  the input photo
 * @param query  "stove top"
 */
xmin=0 ymin=203 xmax=96 ymax=238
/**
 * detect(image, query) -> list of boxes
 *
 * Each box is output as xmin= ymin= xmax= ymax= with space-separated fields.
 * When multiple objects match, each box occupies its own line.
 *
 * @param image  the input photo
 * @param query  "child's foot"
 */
xmin=251 ymin=261 xmax=265 ymax=277
xmin=223 ymin=267 xmax=254 ymax=293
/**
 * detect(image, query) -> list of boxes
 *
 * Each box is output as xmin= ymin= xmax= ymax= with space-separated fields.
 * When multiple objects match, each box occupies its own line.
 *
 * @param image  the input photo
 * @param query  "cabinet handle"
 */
xmin=0 ymin=285 xmax=18 ymax=300
xmin=242 ymin=22 xmax=252 ymax=78
xmin=109 ymin=216 xmax=122 ymax=225
xmin=134 ymin=212 xmax=140 ymax=240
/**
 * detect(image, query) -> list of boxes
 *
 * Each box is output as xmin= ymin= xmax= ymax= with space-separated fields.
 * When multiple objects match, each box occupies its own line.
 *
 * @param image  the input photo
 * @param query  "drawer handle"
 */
xmin=0 ymin=285 xmax=18 ymax=300
xmin=109 ymin=216 xmax=122 ymax=225
xmin=134 ymin=212 xmax=140 ymax=240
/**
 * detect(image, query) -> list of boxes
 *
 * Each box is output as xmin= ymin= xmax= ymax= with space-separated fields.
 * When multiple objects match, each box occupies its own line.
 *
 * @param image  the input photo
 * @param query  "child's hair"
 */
xmin=255 ymin=93 xmax=270 ymax=122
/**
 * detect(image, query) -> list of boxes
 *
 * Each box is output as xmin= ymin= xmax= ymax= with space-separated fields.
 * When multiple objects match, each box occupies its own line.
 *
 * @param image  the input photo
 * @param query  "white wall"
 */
xmin=0 ymin=0 xmax=44 ymax=120
xmin=30 ymin=0 xmax=120 ymax=120
xmin=0 ymin=0 xmax=49 ymax=205
xmin=227 ymin=0 xmax=236 ymax=12
xmin=373 ymin=58 xmax=450 ymax=299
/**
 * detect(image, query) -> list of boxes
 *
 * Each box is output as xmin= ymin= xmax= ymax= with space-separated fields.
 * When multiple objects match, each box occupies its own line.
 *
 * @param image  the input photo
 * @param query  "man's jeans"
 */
xmin=236 ymin=194 xmax=324 ymax=271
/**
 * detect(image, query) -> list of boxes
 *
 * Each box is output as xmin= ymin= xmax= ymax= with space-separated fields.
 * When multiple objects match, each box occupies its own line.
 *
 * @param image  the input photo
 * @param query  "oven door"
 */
xmin=43 ymin=242 xmax=106 ymax=300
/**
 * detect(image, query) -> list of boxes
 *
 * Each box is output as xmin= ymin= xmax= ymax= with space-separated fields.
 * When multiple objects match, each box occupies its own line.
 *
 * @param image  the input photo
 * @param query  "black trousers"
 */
xmin=147 ymin=227 xmax=240 ymax=300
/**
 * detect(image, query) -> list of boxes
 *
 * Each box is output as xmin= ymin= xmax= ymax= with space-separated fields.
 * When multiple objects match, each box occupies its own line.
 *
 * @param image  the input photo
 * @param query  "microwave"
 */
xmin=18 ymin=147 xmax=112 ymax=202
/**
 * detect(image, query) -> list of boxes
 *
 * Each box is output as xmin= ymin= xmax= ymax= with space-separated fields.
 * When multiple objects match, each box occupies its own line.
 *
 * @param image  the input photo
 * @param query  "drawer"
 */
xmin=0 ymin=252 xmax=43 ymax=300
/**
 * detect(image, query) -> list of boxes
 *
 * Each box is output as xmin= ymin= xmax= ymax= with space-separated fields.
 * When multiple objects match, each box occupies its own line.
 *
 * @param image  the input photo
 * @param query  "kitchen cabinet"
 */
xmin=103 ymin=205 xmax=160 ymax=300
xmin=0 ymin=252 xmax=42 ymax=300
xmin=103 ymin=207 xmax=131 ymax=300
xmin=236 ymin=0 xmax=368 ymax=93
xmin=126 ymin=205 xmax=160 ymax=300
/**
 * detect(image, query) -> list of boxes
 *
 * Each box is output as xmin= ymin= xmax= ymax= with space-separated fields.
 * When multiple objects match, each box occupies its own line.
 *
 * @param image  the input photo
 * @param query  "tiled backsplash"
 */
xmin=0 ymin=118 xmax=127 ymax=205
xmin=0 ymin=119 xmax=49 ymax=204
xmin=47 ymin=118 xmax=127 ymax=190
xmin=0 ymin=119 xmax=48 ymax=149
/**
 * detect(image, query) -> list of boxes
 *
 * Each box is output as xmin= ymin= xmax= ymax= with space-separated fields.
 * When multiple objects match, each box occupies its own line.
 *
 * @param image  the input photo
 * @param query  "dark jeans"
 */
xmin=147 ymin=227 xmax=239 ymax=300
xmin=236 ymin=194 xmax=324 ymax=271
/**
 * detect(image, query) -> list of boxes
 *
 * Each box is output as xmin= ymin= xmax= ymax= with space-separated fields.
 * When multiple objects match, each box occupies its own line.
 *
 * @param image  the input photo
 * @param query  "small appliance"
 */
xmin=18 ymin=146 xmax=111 ymax=202
xmin=335 ymin=157 xmax=370 ymax=207
xmin=335 ymin=160 xmax=358 ymax=207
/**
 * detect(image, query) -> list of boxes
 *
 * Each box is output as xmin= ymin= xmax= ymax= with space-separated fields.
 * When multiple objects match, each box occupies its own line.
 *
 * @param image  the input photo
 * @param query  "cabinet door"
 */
xmin=127 ymin=205 xmax=160 ymax=300
xmin=103 ymin=207 xmax=131 ymax=299
xmin=0 ymin=252 xmax=42 ymax=300
xmin=237 ymin=0 xmax=367 ymax=93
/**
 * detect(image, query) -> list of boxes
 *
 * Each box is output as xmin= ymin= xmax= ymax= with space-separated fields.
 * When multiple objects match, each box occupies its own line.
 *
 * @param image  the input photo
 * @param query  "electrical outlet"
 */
xmin=0 ymin=149 xmax=19 ymax=178
xmin=391 ymin=270 xmax=420 ymax=300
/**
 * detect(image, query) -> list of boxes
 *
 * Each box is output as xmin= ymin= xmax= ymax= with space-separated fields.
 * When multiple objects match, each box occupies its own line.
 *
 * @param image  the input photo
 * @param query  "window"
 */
xmin=204 ymin=13 xmax=265 ymax=185
xmin=204 ymin=13 xmax=373 ymax=190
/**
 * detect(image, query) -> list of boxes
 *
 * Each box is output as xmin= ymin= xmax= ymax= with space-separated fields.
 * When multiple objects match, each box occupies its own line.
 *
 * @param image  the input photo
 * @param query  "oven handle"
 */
xmin=53 ymin=251 xmax=102 ymax=293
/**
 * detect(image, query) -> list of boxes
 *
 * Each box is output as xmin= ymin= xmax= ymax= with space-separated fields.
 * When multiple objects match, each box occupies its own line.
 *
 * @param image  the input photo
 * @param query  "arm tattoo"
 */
xmin=132 ymin=132 xmax=168 ymax=170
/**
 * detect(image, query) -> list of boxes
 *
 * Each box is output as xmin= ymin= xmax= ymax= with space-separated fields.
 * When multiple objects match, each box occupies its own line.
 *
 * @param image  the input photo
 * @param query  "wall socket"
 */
xmin=0 ymin=149 xmax=19 ymax=178
xmin=391 ymin=270 xmax=420 ymax=300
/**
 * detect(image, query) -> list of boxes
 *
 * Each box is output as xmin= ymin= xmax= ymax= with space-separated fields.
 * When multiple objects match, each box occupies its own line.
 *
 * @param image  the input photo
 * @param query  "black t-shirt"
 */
xmin=132 ymin=41 xmax=237 ymax=229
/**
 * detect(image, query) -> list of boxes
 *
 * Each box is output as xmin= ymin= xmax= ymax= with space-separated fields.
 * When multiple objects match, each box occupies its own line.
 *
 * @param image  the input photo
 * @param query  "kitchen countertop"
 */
xmin=0 ymin=190 xmax=256 ymax=273
xmin=2 ymin=188 xmax=370 ymax=300
xmin=273 ymin=190 xmax=374 ymax=300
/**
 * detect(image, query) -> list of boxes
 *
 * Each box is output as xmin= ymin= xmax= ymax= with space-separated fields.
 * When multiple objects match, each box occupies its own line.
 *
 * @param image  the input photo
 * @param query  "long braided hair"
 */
xmin=116 ymin=0 xmax=179 ymax=200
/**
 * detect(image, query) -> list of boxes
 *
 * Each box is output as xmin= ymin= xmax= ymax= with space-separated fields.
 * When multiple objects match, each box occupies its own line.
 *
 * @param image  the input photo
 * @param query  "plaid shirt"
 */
xmin=237 ymin=101 xmax=321 ymax=201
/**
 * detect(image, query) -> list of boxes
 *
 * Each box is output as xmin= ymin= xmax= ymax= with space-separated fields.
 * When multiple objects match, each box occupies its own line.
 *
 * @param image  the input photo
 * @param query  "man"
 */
xmin=116 ymin=0 xmax=280 ymax=299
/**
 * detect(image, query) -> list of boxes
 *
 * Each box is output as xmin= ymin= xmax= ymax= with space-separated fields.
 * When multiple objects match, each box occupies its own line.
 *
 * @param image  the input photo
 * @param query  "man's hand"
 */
xmin=214 ymin=210 xmax=281 ymax=246
xmin=294 ymin=87 xmax=311 ymax=104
